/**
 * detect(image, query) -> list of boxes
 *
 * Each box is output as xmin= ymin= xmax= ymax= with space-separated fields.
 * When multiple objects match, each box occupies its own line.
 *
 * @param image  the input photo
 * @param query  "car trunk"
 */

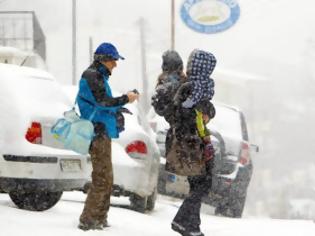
xmin=12 ymin=75 xmax=72 ymax=150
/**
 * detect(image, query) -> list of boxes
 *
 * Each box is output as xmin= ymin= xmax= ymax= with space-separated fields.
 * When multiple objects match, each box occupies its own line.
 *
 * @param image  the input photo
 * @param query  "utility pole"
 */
xmin=72 ymin=0 xmax=77 ymax=85
xmin=171 ymin=0 xmax=175 ymax=50
xmin=139 ymin=18 xmax=149 ymax=114
xmin=89 ymin=36 xmax=93 ymax=64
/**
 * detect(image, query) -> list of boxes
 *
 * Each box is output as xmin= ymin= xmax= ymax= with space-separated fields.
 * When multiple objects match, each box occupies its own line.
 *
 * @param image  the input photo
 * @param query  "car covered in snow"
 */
xmin=0 ymin=63 xmax=89 ymax=211
xmin=0 ymin=63 xmax=160 ymax=212
xmin=149 ymin=103 xmax=258 ymax=217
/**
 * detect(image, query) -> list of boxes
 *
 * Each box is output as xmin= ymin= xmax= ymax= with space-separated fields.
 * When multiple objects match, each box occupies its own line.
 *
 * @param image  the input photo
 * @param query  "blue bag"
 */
xmin=51 ymin=109 xmax=95 ymax=155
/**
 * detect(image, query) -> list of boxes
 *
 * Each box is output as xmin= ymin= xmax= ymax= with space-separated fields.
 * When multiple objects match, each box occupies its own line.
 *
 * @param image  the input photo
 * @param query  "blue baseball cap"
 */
xmin=94 ymin=42 xmax=125 ymax=60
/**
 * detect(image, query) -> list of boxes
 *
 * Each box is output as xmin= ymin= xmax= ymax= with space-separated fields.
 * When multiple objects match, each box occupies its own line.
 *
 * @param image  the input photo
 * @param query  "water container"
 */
xmin=51 ymin=109 xmax=95 ymax=155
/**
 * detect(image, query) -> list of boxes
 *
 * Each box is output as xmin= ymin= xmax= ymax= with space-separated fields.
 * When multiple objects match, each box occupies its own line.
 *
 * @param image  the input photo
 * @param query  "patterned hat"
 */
xmin=187 ymin=49 xmax=216 ymax=78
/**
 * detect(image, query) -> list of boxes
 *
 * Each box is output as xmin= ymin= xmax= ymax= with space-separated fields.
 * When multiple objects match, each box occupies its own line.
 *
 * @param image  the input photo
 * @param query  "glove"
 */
xmin=204 ymin=142 xmax=214 ymax=161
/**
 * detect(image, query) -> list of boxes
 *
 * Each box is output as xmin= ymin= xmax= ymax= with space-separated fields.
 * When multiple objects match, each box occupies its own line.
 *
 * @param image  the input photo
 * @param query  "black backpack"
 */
xmin=151 ymin=74 xmax=181 ymax=119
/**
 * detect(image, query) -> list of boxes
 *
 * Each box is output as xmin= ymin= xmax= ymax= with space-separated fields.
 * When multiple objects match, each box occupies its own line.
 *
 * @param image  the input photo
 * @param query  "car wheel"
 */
xmin=157 ymin=165 xmax=167 ymax=195
xmin=228 ymin=195 xmax=246 ymax=218
xmin=215 ymin=195 xmax=246 ymax=218
xmin=227 ymin=163 xmax=252 ymax=218
xmin=215 ymin=185 xmax=248 ymax=218
xmin=214 ymin=203 xmax=229 ymax=216
xmin=0 ymin=186 xmax=5 ymax=193
xmin=9 ymin=191 xmax=63 ymax=211
xmin=130 ymin=193 xmax=147 ymax=213
xmin=146 ymin=188 xmax=157 ymax=211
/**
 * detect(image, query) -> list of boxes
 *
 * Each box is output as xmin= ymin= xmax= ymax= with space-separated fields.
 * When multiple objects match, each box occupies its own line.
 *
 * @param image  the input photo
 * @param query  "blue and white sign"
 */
xmin=180 ymin=0 xmax=240 ymax=34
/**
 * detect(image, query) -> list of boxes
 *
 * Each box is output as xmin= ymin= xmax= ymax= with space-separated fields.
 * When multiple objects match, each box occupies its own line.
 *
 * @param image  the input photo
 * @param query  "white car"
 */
xmin=0 ymin=63 xmax=160 ymax=212
xmin=0 ymin=63 xmax=90 ymax=211
xmin=110 ymin=102 xmax=160 ymax=212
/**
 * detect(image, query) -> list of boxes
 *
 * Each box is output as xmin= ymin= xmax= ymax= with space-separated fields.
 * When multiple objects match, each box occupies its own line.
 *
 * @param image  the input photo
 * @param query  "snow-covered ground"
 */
xmin=1 ymin=192 xmax=314 ymax=236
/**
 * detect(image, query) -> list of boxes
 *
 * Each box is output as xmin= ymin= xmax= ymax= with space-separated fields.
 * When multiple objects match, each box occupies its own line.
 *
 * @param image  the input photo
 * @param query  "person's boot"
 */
xmin=103 ymin=219 xmax=110 ymax=228
xmin=183 ymin=230 xmax=205 ymax=236
xmin=171 ymin=221 xmax=205 ymax=236
xmin=171 ymin=221 xmax=186 ymax=235
xmin=78 ymin=220 xmax=103 ymax=231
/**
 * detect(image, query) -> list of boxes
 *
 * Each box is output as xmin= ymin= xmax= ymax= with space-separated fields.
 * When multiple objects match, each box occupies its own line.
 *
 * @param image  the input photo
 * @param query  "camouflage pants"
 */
xmin=80 ymin=134 xmax=113 ymax=225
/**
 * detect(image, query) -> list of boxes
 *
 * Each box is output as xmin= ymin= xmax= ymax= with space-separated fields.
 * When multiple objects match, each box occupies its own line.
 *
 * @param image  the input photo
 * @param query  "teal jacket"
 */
xmin=77 ymin=61 xmax=129 ymax=138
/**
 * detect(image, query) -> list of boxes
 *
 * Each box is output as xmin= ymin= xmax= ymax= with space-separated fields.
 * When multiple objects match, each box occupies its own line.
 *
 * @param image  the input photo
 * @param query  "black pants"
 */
xmin=173 ymin=161 xmax=213 ymax=232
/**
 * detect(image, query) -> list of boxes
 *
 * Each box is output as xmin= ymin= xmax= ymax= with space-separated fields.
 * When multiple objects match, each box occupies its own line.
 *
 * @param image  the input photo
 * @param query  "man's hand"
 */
xmin=127 ymin=91 xmax=139 ymax=103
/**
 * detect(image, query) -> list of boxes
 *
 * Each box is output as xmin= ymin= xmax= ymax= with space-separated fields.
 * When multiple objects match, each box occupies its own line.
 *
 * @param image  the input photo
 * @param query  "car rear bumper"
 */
xmin=112 ymin=160 xmax=157 ymax=197
xmin=0 ymin=154 xmax=91 ymax=189
xmin=0 ymin=177 xmax=87 ymax=192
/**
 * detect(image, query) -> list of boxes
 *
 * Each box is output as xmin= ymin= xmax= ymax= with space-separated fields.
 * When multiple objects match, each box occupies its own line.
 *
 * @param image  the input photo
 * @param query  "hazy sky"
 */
xmin=1 ymin=0 xmax=314 ymax=89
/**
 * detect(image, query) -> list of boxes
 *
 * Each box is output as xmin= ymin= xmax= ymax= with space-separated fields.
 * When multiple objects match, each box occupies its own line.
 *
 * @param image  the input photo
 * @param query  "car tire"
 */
xmin=157 ymin=165 xmax=167 ymax=195
xmin=228 ymin=194 xmax=246 ymax=218
xmin=215 ymin=195 xmax=246 ymax=218
xmin=130 ymin=193 xmax=147 ymax=213
xmin=9 ymin=191 xmax=63 ymax=211
xmin=214 ymin=203 xmax=229 ymax=216
xmin=215 ymin=180 xmax=249 ymax=218
xmin=228 ymin=163 xmax=253 ymax=218
xmin=146 ymin=188 xmax=157 ymax=211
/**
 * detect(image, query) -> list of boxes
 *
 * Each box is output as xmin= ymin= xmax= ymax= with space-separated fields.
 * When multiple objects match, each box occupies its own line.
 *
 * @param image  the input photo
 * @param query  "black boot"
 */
xmin=171 ymin=221 xmax=204 ymax=236
xmin=171 ymin=221 xmax=186 ymax=235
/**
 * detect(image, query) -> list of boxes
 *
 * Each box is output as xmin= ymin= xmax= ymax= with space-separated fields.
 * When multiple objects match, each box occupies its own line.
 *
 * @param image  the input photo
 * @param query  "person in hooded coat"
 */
xmin=153 ymin=49 xmax=217 ymax=236
xmin=151 ymin=50 xmax=186 ymax=155
xmin=152 ymin=50 xmax=186 ymax=124
xmin=171 ymin=99 xmax=215 ymax=236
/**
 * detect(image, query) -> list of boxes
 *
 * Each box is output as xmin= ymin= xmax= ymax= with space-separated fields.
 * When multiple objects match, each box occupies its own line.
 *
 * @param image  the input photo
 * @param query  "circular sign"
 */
xmin=180 ymin=0 xmax=241 ymax=34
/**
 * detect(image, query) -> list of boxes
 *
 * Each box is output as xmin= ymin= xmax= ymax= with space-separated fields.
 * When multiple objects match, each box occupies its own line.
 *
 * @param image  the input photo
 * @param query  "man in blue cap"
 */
xmin=77 ymin=42 xmax=139 ymax=231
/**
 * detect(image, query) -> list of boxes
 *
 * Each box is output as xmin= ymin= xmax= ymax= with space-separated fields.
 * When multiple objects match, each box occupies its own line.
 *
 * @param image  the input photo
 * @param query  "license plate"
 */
xmin=60 ymin=159 xmax=81 ymax=172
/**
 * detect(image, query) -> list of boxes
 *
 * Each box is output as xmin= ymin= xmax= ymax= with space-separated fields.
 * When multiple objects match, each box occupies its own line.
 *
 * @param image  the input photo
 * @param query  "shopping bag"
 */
xmin=51 ymin=110 xmax=94 ymax=155
xmin=165 ymin=131 xmax=206 ymax=176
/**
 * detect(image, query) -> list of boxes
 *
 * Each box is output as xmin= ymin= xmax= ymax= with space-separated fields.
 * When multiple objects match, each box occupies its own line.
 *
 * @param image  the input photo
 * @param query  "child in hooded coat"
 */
xmin=181 ymin=49 xmax=216 ymax=109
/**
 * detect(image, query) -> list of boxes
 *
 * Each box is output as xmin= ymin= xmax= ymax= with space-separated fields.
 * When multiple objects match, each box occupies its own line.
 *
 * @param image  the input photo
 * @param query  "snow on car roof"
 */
xmin=0 ymin=63 xmax=54 ymax=81
xmin=0 ymin=46 xmax=28 ymax=57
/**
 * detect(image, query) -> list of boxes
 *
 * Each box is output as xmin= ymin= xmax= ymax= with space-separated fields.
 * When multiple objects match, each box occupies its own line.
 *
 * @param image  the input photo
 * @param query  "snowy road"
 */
xmin=1 ymin=192 xmax=315 ymax=236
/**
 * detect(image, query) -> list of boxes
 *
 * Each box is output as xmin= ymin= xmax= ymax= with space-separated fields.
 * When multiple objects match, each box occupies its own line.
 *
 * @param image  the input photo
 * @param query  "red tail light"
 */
xmin=126 ymin=140 xmax=148 ymax=155
xmin=239 ymin=142 xmax=250 ymax=165
xmin=25 ymin=122 xmax=42 ymax=144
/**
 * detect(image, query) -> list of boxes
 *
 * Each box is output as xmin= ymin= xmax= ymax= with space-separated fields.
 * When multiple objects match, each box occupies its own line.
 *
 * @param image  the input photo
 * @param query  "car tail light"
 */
xmin=125 ymin=140 xmax=148 ymax=158
xmin=239 ymin=142 xmax=250 ymax=165
xmin=25 ymin=122 xmax=42 ymax=144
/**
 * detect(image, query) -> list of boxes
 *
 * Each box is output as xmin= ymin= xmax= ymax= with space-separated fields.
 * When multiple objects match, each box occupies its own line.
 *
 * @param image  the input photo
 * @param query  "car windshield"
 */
xmin=209 ymin=105 xmax=242 ymax=140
